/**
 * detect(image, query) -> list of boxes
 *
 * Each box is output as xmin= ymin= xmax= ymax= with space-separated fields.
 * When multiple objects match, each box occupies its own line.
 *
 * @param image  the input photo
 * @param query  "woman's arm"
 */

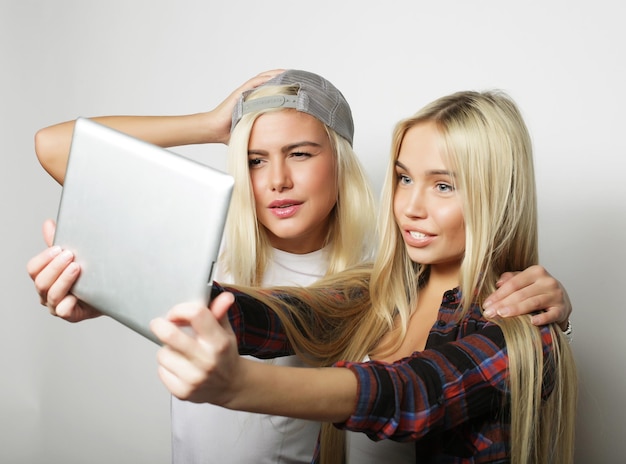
xmin=34 ymin=70 xmax=284 ymax=184
xmin=151 ymin=293 xmax=553 ymax=441
xmin=35 ymin=114 xmax=214 ymax=184
xmin=334 ymin=324 xmax=511 ymax=441
xmin=149 ymin=293 xmax=357 ymax=422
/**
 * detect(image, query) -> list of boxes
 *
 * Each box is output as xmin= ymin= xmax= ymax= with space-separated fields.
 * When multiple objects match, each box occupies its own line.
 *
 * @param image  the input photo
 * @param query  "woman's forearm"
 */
xmin=227 ymin=359 xmax=358 ymax=423
xmin=34 ymin=113 xmax=221 ymax=185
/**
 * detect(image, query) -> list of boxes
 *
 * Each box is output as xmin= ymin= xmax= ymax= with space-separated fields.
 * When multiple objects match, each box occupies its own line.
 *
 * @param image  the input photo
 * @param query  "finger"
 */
xmin=492 ymin=271 xmax=534 ymax=300
xmin=209 ymin=292 xmax=234 ymax=322
xmin=484 ymin=266 xmax=545 ymax=307
xmin=52 ymin=293 xmax=80 ymax=319
xmin=494 ymin=271 xmax=562 ymax=311
xmin=155 ymin=339 xmax=217 ymax=395
xmin=26 ymin=246 xmax=62 ymax=280
xmin=32 ymin=250 xmax=76 ymax=304
xmin=151 ymin=313 xmax=220 ymax=371
xmin=45 ymin=261 xmax=80 ymax=307
xmin=256 ymin=68 xmax=286 ymax=77
xmin=215 ymin=69 xmax=286 ymax=145
xmin=229 ymin=69 xmax=285 ymax=101
xmin=529 ymin=309 xmax=563 ymax=327
xmin=164 ymin=300 xmax=227 ymax=342
xmin=495 ymin=271 xmax=517 ymax=287
xmin=485 ymin=283 xmax=566 ymax=324
xmin=52 ymin=297 xmax=102 ymax=322
xmin=484 ymin=279 xmax=546 ymax=318
xmin=487 ymin=285 xmax=552 ymax=316
xmin=188 ymin=300 xmax=230 ymax=343
xmin=494 ymin=296 xmax=548 ymax=318
xmin=155 ymin=347 xmax=196 ymax=399
xmin=151 ymin=316 xmax=194 ymax=351
xmin=244 ymin=69 xmax=285 ymax=89
xmin=165 ymin=301 xmax=206 ymax=320
xmin=483 ymin=284 xmax=528 ymax=317
xmin=42 ymin=219 xmax=56 ymax=247
xmin=192 ymin=292 xmax=237 ymax=342
xmin=156 ymin=364 xmax=189 ymax=399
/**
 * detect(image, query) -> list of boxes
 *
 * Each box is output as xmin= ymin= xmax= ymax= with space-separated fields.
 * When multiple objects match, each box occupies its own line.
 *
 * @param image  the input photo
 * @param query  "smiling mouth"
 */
xmin=409 ymin=231 xmax=428 ymax=239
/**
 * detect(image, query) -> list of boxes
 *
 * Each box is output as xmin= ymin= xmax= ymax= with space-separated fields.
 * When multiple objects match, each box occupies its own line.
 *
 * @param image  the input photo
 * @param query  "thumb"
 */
xmin=43 ymin=219 xmax=56 ymax=247
xmin=210 ymin=291 xmax=235 ymax=323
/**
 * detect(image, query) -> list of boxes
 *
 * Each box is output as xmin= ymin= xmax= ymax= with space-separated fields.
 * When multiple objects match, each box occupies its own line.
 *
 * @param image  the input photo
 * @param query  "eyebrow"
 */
xmin=248 ymin=141 xmax=323 ymax=156
xmin=394 ymin=160 xmax=455 ymax=177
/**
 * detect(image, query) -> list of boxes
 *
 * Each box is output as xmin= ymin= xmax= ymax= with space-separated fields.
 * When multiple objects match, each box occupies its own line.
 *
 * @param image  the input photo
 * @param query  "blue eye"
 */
xmin=398 ymin=174 xmax=412 ymax=185
xmin=436 ymin=183 xmax=454 ymax=192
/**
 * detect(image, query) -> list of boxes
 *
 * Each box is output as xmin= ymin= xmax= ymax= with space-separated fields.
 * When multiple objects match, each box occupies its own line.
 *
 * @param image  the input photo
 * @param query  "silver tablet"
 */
xmin=53 ymin=118 xmax=234 ymax=344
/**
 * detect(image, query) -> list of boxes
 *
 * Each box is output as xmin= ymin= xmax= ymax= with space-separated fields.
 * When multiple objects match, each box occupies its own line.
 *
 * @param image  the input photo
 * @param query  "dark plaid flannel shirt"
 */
xmin=213 ymin=283 xmax=555 ymax=463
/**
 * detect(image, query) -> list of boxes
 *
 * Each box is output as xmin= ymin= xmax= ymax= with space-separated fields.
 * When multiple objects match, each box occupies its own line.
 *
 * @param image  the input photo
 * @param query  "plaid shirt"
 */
xmin=213 ymin=283 xmax=555 ymax=463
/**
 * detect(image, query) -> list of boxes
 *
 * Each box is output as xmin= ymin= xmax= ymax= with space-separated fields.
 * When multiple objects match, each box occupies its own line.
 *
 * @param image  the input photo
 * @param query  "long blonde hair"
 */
xmin=238 ymin=91 xmax=577 ymax=463
xmin=371 ymin=90 xmax=576 ymax=463
xmin=220 ymin=84 xmax=376 ymax=286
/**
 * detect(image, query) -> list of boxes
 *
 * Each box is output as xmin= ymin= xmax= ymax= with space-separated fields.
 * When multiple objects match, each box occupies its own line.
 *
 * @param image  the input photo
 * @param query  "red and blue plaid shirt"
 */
xmin=213 ymin=283 xmax=555 ymax=463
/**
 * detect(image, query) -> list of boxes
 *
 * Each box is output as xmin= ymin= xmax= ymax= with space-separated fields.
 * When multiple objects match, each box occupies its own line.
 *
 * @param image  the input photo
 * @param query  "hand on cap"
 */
xmin=207 ymin=69 xmax=285 ymax=144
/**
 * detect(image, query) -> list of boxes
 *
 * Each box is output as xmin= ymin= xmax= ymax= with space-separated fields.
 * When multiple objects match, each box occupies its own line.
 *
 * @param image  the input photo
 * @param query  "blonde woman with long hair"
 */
xmin=30 ymin=69 xmax=378 ymax=463
xmin=220 ymin=72 xmax=375 ymax=286
xmin=150 ymin=90 xmax=577 ymax=463
xmin=171 ymin=70 xmax=378 ymax=464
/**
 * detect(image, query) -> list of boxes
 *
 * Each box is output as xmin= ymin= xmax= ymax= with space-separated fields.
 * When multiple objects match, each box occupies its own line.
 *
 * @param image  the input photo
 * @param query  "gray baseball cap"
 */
xmin=231 ymin=69 xmax=354 ymax=146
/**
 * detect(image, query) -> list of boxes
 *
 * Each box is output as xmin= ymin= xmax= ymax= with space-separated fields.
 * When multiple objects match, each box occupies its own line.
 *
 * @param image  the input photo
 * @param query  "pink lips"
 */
xmin=402 ymin=228 xmax=435 ymax=248
xmin=268 ymin=199 xmax=303 ymax=219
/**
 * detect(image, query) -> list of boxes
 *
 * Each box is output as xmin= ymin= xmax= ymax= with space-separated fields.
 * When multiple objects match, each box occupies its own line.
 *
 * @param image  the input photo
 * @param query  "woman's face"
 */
xmin=248 ymin=109 xmax=338 ymax=254
xmin=393 ymin=122 xmax=465 ymax=275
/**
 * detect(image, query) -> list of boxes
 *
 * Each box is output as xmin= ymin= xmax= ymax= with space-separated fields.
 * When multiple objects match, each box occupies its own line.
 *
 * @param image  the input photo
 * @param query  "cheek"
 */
xmin=302 ymin=162 xmax=338 ymax=204
xmin=249 ymin=170 xmax=264 ymax=194
xmin=392 ymin=189 xmax=407 ymax=222
xmin=314 ymin=177 xmax=339 ymax=212
xmin=440 ymin=207 xmax=465 ymax=244
xmin=248 ymin=172 xmax=267 ymax=210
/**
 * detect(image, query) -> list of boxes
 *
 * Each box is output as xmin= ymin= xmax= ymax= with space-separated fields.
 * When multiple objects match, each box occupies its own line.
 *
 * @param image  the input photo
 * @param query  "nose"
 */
xmin=402 ymin=187 xmax=426 ymax=218
xmin=269 ymin=160 xmax=293 ymax=192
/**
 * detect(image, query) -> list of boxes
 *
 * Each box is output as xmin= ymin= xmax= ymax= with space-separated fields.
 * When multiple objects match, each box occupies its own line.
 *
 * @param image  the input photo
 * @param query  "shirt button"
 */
xmin=437 ymin=320 xmax=447 ymax=327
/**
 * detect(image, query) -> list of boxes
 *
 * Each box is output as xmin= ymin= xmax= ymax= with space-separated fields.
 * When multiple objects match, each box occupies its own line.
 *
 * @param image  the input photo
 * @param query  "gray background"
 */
xmin=2 ymin=1 xmax=624 ymax=462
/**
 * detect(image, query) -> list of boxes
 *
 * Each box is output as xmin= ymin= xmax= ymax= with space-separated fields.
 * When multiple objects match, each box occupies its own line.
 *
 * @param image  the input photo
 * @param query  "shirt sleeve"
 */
xmin=333 ymin=323 xmax=553 ymax=442
xmin=212 ymin=281 xmax=295 ymax=358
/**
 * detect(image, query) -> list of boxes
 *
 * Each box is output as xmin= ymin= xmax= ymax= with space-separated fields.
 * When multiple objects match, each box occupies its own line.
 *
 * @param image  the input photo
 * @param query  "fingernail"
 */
xmin=49 ymin=246 xmax=62 ymax=257
xmin=59 ymin=250 xmax=73 ymax=262
xmin=483 ymin=299 xmax=492 ymax=308
xmin=483 ymin=308 xmax=495 ymax=318
xmin=497 ymin=308 xmax=510 ymax=317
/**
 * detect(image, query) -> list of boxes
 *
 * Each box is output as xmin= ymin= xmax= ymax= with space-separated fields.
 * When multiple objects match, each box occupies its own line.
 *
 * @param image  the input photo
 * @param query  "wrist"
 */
xmin=197 ymin=110 xmax=230 ymax=144
xmin=222 ymin=357 xmax=259 ymax=411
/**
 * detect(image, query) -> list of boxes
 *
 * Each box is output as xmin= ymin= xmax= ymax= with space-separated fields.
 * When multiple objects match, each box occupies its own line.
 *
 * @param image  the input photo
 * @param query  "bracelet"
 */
xmin=563 ymin=320 xmax=573 ymax=343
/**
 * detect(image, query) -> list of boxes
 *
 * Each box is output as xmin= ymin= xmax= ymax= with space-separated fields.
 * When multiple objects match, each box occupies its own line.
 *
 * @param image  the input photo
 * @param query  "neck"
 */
xmin=425 ymin=263 xmax=460 ymax=293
